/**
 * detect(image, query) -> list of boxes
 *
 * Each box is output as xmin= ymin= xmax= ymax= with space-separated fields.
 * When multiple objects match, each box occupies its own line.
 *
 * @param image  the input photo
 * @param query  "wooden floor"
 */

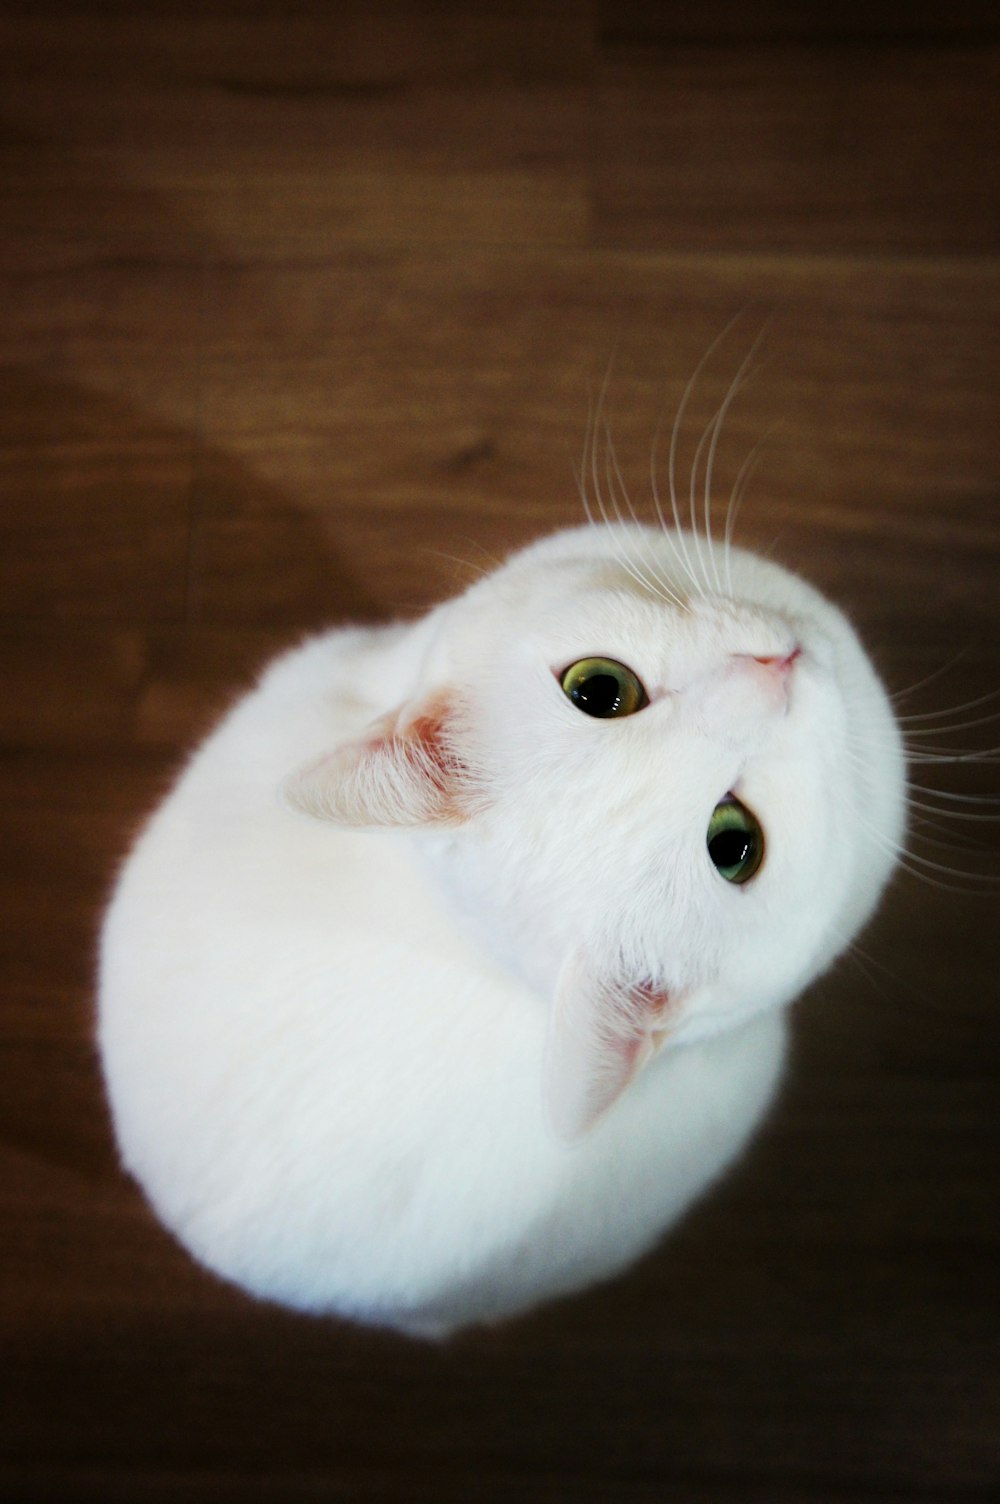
xmin=2 ymin=4 xmax=998 ymax=1500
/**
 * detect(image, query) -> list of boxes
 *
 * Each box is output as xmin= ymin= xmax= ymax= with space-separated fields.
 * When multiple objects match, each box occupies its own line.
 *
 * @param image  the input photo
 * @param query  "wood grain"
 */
xmin=1 ymin=3 xmax=998 ymax=1500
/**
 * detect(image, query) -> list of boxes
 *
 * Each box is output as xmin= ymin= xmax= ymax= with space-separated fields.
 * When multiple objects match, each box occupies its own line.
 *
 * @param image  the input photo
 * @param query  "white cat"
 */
xmin=98 ymin=524 xmax=906 ymax=1337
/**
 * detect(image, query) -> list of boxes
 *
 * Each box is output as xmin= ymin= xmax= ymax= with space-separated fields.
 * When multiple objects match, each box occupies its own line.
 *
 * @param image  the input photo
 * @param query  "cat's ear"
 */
xmin=284 ymin=690 xmax=482 ymax=828
xmin=544 ymin=948 xmax=673 ymax=1141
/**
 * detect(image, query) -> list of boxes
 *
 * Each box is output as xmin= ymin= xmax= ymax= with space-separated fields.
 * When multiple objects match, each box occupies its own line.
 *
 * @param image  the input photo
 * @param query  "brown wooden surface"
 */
xmin=2 ymin=4 xmax=998 ymax=1500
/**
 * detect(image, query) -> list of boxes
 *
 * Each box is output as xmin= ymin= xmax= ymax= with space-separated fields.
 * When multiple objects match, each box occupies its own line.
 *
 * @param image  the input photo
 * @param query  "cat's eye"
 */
xmin=559 ymin=658 xmax=649 ymax=719
xmin=707 ymin=797 xmax=765 ymax=884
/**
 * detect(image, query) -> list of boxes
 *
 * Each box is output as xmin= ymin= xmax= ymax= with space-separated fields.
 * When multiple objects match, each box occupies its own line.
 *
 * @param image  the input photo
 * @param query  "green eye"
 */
xmin=707 ymin=797 xmax=765 ymax=884
xmin=560 ymin=658 xmax=648 ymax=719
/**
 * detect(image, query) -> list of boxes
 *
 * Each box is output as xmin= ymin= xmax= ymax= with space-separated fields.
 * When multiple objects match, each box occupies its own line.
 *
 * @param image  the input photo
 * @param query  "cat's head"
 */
xmin=287 ymin=526 xmax=906 ymax=1137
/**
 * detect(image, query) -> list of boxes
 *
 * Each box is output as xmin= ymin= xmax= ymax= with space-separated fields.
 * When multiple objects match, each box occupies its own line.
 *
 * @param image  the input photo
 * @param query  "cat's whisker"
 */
xmin=684 ymin=406 xmax=715 ymax=599
xmin=586 ymin=360 xmax=668 ymax=603
xmin=893 ymin=860 xmax=989 ymax=895
xmin=844 ymin=939 xmax=905 ymax=992
xmin=823 ymin=919 xmax=904 ymax=997
xmin=898 ymin=710 xmax=1000 ymax=739
xmin=841 ymin=722 xmax=1000 ymax=766
xmin=421 ymin=551 xmax=491 ymax=582
xmin=904 ymin=794 xmax=1000 ymax=824
xmin=829 ymin=925 xmax=961 ymax=1022
xmin=909 ymin=754 xmax=1000 ymax=767
xmin=660 ymin=329 xmax=750 ymax=601
xmin=588 ymin=375 xmax=618 ymax=536
xmin=906 ymin=784 xmax=1000 ymax=807
xmin=702 ymin=416 xmax=729 ymax=599
xmin=600 ymin=445 xmax=689 ymax=612
xmin=651 ymin=406 xmax=703 ymax=600
xmin=603 ymin=434 xmax=669 ymax=602
xmin=837 ymin=941 xmax=890 ymax=994
xmin=723 ymin=427 xmax=775 ymax=597
xmin=602 ymin=424 xmax=689 ymax=611
xmin=830 ymin=778 xmax=999 ymax=893
xmin=421 ymin=540 xmax=503 ymax=585
xmin=701 ymin=328 xmax=771 ymax=600
xmin=586 ymin=355 xmax=620 ymax=526
xmin=895 ymin=688 xmax=1000 ymax=725
xmin=688 ymin=396 xmax=721 ymax=597
xmin=648 ymin=504 xmax=701 ymax=606
xmin=575 ymin=383 xmax=602 ymax=533
xmin=856 ymin=821 xmax=994 ymax=893
xmin=647 ymin=315 xmax=760 ymax=602
xmin=889 ymin=649 xmax=971 ymax=703
xmin=906 ymin=746 xmax=1000 ymax=765
xmin=580 ymin=361 xmax=693 ymax=611
xmin=588 ymin=490 xmax=656 ymax=606
xmin=906 ymin=813 xmax=999 ymax=852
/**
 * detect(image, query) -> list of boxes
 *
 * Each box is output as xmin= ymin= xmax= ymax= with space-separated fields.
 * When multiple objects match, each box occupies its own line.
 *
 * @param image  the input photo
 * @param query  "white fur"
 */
xmin=98 ymin=526 xmax=905 ymax=1337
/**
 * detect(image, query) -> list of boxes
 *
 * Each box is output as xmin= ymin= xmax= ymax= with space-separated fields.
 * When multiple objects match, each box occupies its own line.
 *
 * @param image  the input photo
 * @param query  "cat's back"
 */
xmin=102 ymin=621 xmax=407 ymax=944
xmin=98 ymin=616 xmax=485 ymax=1146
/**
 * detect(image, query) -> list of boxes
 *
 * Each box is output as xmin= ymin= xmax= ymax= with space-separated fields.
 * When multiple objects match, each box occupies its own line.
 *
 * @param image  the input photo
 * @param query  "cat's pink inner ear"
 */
xmin=544 ymin=950 xmax=672 ymax=1141
xmin=285 ymin=690 xmax=480 ymax=828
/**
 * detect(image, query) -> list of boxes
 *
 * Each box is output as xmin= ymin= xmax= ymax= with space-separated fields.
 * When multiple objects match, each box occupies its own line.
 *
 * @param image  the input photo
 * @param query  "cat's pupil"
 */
xmin=572 ymin=672 xmax=623 ymax=717
xmin=709 ymin=829 xmax=754 ymax=871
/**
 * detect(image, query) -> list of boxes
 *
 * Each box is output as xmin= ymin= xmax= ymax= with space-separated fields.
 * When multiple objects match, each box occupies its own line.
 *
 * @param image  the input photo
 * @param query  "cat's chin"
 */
xmin=665 ymin=993 xmax=791 ymax=1051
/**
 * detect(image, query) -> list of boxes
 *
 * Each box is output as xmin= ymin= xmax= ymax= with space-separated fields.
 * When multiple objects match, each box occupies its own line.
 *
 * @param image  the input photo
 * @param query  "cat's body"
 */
xmin=98 ymin=525 xmax=905 ymax=1337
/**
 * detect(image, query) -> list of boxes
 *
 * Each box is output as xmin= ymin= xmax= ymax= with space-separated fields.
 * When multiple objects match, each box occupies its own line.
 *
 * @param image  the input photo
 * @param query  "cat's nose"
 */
xmin=748 ymin=647 xmax=801 ymax=676
xmin=732 ymin=646 xmax=801 ymax=707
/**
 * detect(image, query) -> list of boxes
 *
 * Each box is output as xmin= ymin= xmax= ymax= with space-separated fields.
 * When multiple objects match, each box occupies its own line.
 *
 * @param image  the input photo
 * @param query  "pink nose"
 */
xmin=732 ymin=647 xmax=801 ymax=709
xmin=750 ymin=647 xmax=801 ymax=676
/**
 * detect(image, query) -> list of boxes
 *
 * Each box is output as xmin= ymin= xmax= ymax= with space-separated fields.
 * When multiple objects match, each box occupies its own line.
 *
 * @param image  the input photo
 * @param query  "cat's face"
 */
xmin=289 ymin=526 xmax=906 ymax=1136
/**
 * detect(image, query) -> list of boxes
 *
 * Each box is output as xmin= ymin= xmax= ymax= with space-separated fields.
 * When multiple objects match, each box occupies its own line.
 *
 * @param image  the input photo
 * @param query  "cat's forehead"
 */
xmin=462 ymin=548 xmax=797 ymax=671
xmin=476 ymin=551 xmax=678 ymax=622
xmin=500 ymin=548 xmax=667 ymax=600
xmin=476 ymin=527 xmax=831 ymax=626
